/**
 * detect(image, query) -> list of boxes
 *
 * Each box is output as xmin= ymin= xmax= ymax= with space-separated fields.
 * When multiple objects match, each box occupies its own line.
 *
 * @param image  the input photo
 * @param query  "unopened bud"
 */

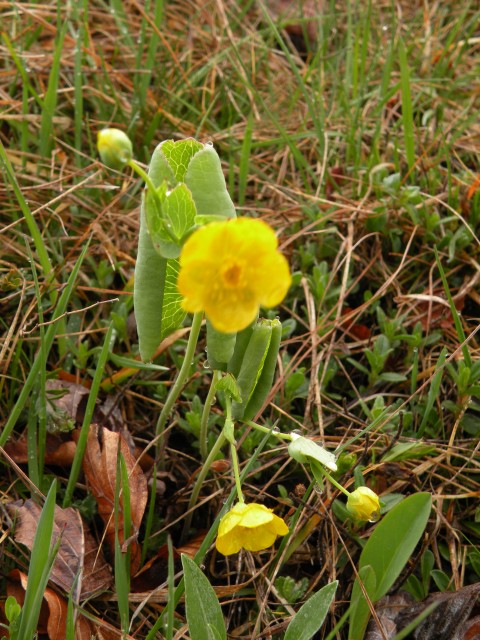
xmin=346 ymin=486 xmax=381 ymax=522
xmin=97 ymin=128 xmax=133 ymax=170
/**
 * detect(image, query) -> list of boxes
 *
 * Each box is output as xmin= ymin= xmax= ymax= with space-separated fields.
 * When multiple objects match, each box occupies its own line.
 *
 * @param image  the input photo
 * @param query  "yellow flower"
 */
xmin=216 ymin=502 xmax=289 ymax=556
xmin=97 ymin=128 xmax=133 ymax=169
xmin=178 ymin=218 xmax=291 ymax=333
xmin=346 ymin=486 xmax=381 ymax=522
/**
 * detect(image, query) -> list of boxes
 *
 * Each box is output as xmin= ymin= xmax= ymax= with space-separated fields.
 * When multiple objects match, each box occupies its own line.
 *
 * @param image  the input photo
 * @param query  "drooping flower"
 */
xmin=178 ymin=218 xmax=291 ymax=333
xmin=346 ymin=486 xmax=381 ymax=522
xmin=97 ymin=128 xmax=133 ymax=169
xmin=216 ymin=502 xmax=289 ymax=556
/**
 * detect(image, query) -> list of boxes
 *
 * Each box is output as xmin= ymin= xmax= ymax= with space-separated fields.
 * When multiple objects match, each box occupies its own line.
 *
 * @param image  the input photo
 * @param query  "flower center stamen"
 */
xmin=222 ymin=262 xmax=243 ymax=287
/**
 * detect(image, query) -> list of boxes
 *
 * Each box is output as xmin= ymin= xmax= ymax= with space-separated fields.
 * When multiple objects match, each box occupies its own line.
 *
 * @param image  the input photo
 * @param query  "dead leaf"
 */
xmin=82 ymin=424 xmax=148 ymax=574
xmin=262 ymin=0 xmax=322 ymax=51
xmin=6 ymin=570 xmax=94 ymax=640
xmin=4 ymin=435 xmax=76 ymax=466
xmin=9 ymin=501 xmax=112 ymax=599
xmin=366 ymin=583 xmax=480 ymax=639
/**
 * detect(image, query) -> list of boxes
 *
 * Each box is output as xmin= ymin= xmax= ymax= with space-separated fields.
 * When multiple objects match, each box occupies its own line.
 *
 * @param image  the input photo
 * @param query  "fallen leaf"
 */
xmin=9 ymin=501 xmax=112 ymax=599
xmin=6 ymin=569 xmax=94 ymax=640
xmin=82 ymin=424 xmax=148 ymax=574
xmin=4 ymin=435 xmax=76 ymax=466
xmin=263 ymin=0 xmax=322 ymax=52
xmin=366 ymin=583 xmax=480 ymax=639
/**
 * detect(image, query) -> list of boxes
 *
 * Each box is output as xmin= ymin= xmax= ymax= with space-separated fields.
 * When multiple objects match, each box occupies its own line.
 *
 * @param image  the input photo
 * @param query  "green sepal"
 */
xmin=242 ymin=318 xmax=282 ymax=421
xmin=206 ymin=319 xmax=237 ymax=371
xmin=231 ymin=320 xmax=273 ymax=421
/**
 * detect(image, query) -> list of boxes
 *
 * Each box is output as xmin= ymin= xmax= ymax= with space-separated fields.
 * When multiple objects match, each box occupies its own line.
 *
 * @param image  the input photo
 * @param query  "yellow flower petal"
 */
xmin=215 ymin=502 xmax=289 ymax=556
xmin=178 ymin=218 xmax=291 ymax=333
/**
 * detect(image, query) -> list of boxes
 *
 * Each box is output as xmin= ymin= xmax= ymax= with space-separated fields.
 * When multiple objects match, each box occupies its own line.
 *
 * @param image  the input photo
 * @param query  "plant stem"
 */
xmin=230 ymin=442 xmax=244 ymax=504
xmin=180 ymin=430 xmax=227 ymax=542
xmin=200 ymin=369 xmax=222 ymax=460
xmin=155 ymin=312 xmax=203 ymax=465
xmin=246 ymin=420 xmax=293 ymax=441
xmin=319 ymin=467 xmax=351 ymax=498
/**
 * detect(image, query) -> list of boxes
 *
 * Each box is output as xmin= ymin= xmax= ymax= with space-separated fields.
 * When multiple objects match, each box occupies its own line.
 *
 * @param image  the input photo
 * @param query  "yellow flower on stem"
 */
xmin=216 ymin=502 xmax=289 ymax=556
xmin=346 ymin=486 xmax=381 ymax=522
xmin=178 ymin=218 xmax=291 ymax=333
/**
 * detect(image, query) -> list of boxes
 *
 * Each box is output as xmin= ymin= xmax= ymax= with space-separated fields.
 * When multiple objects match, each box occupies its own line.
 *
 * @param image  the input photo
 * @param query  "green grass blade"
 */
xmin=16 ymin=481 xmax=57 ymax=640
xmin=434 ymin=246 xmax=472 ymax=368
xmin=0 ymin=242 xmax=90 ymax=448
xmin=63 ymin=321 xmax=115 ymax=507
xmin=39 ymin=22 xmax=67 ymax=158
xmin=0 ymin=140 xmax=55 ymax=294
xmin=398 ymin=37 xmax=416 ymax=176
xmin=417 ymin=347 xmax=448 ymax=437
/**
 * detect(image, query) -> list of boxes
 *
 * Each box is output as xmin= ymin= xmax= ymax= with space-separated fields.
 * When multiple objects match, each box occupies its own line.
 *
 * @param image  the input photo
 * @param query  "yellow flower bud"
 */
xmin=346 ymin=486 xmax=381 ymax=522
xmin=97 ymin=128 xmax=133 ymax=170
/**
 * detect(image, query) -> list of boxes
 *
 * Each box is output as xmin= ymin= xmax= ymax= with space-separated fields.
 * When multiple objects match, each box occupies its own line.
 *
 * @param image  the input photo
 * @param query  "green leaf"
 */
xmin=215 ymin=373 xmax=242 ymax=403
xmin=348 ymin=566 xmax=376 ymax=640
xmin=161 ymin=139 xmax=204 ymax=181
xmin=348 ymin=493 xmax=432 ymax=640
xmin=185 ymin=146 xmax=236 ymax=219
xmin=284 ymin=581 xmax=338 ymax=640
xmin=288 ymin=435 xmax=338 ymax=471
xmin=147 ymin=183 xmax=197 ymax=259
xmin=181 ymin=555 xmax=227 ymax=640
xmin=161 ymin=260 xmax=186 ymax=340
xmin=382 ymin=442 xmax=436 ymax=462
xmin=359 ymin=493 xmax=431 ymax=600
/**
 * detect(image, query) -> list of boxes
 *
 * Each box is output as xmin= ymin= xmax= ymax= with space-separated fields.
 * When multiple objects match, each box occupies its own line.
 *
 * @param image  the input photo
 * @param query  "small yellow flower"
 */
xmin=97 ymin=128 xmax=133 ymax=169
xmin=178 ymin=218 xmax=291 ymax=333
xmin=346 ymin=486 xmax=381 ymax=522
xmin=216 ymin=502 xmax=289 ymax=556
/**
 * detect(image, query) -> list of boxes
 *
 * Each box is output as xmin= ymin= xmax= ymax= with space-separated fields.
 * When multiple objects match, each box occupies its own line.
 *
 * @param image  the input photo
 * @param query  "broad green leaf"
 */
xmin=149 ymin=144 xmax=176 ymax=186
xmin=347 ymin=494 xmax=432 ymax=639
xmin=134 ymin=203 xmax=167 ymax=362
xmin=284 ymin=581 xmax=338 ymax=640
xmin=359 ymin=493 xmax=431 ymax=601
xmin=185 ymin=146 xmax=236 ymax=219
xmin=161 ymin=139 xmax=203 ymax=182
xmin=181 ymin=554 xmax=227 ymax=640
xmin=161 ymin=260 xmax=186 ymax=340
xmin=148 ymin=184 xmax=197 ymax=259
xmin=348 ymin=565 xmax=376 ymax=640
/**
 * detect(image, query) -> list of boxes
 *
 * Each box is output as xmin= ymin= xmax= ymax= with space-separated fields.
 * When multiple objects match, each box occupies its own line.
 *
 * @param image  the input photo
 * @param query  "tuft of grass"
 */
xmin=1 ymin=1 xmax=479 ymax=637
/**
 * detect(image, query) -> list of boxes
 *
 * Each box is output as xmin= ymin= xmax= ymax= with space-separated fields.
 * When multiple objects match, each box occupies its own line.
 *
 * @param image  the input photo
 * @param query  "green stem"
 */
xmin=318 ymin=467 xmax=351 ymax=498
xmin=155 ymin=312 xmax=203 ymax=464
xmin=230 ymin=442 xmax=244 ymax=504
xmin=127 ymin=159 xmax=178 ymax=243
xmin=180 ymin=430 xmax=227 ymax=542
xmin=200 ymin=370 xmax=222 ymax=460
xmin=246 ymin=420 xmax=293 ymax=441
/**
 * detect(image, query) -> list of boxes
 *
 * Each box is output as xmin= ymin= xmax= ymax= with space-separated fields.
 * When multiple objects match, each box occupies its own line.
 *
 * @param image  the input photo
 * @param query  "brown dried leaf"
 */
xmin=7 ymin=570 xmax=94 ymax=640
xmin=262 ymin=0 xmax=322 ymax=50
xmin=9 ymin=501 xmax=112 ymax=599
xmin=4 ymin=434 xmax=76 ymax=466
xmin=366 ymin=583 xmax=480 ymax=640
xmin=82 ymin=424 xmax=148 ymax=574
